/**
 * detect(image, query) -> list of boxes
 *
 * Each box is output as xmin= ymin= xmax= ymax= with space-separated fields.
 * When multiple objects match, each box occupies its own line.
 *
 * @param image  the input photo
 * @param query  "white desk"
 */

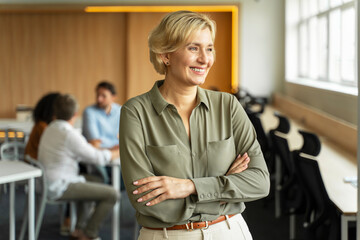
xmin=110 ymin=159 xmax=121 ymax=240
xmin=0 ymin=160 xmax=42 ymax=240
xmin=260 ymin=106 xmax=357 ymax=240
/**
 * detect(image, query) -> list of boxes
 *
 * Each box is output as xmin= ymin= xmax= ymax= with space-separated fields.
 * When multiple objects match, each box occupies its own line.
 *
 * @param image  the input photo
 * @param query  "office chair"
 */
xmin=247 ymin=112 xmax=275 ymax=174
xmin=234 ymin=87 xmax=268 ymax=114
xmin=293 ymin=130 xmax=340 ymax=240
xmin=269 ymin=113 xmax=306 ymax=240
xmin=0 ymin=141 xmax=26 ymax=161
xmin=19 ymin=155 xmax=76 ymax=240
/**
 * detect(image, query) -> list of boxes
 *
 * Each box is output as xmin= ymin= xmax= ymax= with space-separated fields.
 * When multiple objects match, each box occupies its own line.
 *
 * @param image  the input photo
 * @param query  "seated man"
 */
xmin=82 ymin=81 xmax=121 ymax=183
xmin=38 ymin=94 xmax=119 ymax=240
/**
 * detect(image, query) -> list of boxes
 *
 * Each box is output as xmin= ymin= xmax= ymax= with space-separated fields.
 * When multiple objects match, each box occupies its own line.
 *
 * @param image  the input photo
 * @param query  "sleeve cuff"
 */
xmin=191 ymin=177 xmax=221 ymax=203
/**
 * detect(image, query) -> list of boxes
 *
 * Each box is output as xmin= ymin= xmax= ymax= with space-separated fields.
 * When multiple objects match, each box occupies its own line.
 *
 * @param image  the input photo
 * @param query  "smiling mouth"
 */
xmin=190 ymin=67 xmax=205 ymax=73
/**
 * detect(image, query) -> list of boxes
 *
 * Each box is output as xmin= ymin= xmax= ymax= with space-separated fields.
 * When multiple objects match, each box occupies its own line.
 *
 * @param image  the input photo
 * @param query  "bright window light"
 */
xmin=286 ymin=0 xmax=357 ymax=95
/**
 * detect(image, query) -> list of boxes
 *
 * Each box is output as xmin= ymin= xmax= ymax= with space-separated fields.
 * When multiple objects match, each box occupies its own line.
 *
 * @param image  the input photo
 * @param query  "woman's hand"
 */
xmin=226 ymin=152 xmax=250 ymax=176
xmin=132 ymin=176 xmax=196 ymax=206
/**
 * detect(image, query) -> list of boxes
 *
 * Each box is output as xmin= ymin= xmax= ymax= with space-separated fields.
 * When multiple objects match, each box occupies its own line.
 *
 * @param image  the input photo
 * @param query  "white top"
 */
xmin=38 ymin=120 xmax=111 ymax=200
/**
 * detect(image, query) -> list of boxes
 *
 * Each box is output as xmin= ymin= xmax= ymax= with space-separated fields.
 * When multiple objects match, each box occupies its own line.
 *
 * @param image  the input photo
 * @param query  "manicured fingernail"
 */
xmin=137 ymin=198 xmax=143 ymax=202
xmin=244 ymin=152 xmax=248 ymax=157
xmin=133 ymin=181 xmax=138 ymax=185
xmin=133 ymin=190 xmax=138 ymax=194
xmin=146 ymin=202 xmax=151 ymax=206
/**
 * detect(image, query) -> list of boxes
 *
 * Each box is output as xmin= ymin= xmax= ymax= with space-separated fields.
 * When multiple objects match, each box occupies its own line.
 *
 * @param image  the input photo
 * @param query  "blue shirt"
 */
xmin=82 ymin=103 xmax=121 ymax=148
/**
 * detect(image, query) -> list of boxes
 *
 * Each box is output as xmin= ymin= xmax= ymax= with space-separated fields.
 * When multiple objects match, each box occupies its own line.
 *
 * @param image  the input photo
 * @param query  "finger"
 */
xmin=228 ymin=153 xmax=248 ymax=172
xmin=226 ymin=157 xmax=250 ymax=175
xmin=133 ymin=176 xmax=161 ymax=186
xmin=137 ymin=187 xmax=165 ymax=203
xmin=145 ymin=193 xmax=168 ymax=206
xmin=227 ymin=159 xmax=250 ymax=175
xmin=133 ymin=180 xmax=163 ymax=195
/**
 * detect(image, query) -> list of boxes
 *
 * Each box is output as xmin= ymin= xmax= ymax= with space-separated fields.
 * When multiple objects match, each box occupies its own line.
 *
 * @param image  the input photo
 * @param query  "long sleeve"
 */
xmin=191 ymin=96 xmax=270 ymax=203
xmin=120 ymin=105 xmax=196 ymax=227
xmin=82 ymin=107 xmax=100 ymax=142
xmin=66 ymin=130 xmax=111 ymax=166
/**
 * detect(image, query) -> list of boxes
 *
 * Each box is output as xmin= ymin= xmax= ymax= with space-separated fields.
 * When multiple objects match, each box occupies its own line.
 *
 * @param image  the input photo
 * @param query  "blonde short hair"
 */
xmin=148 ymin=10 xmax=216 ymax=75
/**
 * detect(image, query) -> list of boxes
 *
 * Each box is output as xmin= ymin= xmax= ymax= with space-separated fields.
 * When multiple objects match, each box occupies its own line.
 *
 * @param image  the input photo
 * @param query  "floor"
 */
xmin=0 ymin=184 xmax=347 ymax=240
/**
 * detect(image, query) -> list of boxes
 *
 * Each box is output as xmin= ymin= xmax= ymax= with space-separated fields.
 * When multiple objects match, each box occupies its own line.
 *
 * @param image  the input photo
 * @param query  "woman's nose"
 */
xmin=197 ymin=49 xmax=209 ymax=64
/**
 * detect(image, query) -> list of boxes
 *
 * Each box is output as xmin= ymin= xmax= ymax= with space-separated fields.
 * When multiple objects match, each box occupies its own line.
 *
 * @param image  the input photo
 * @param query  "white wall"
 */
xmin=240 ymin=0 xmax=285 ymax=97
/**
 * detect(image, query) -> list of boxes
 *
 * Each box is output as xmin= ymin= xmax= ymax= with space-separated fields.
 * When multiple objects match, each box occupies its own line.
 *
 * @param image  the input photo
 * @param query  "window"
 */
xmin=286 ymin=0 xmax=357 ymax=94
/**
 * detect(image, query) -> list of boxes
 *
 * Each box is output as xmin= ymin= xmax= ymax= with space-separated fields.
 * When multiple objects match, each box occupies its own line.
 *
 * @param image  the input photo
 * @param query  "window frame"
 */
xmin=286 ymin=0 xmax=357 ymax=95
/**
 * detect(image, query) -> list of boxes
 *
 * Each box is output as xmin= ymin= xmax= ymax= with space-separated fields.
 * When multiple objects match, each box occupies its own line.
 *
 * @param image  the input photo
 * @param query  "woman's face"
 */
xmin=165 ymin=28 xmax=214 ymax=87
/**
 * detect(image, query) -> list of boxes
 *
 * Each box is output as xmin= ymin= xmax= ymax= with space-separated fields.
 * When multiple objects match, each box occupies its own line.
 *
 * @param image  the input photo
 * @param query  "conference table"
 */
xmin=260 ymin=105 xmax=357 ymax=240
xmin=0 ymin=160 xmax=42 ymax=240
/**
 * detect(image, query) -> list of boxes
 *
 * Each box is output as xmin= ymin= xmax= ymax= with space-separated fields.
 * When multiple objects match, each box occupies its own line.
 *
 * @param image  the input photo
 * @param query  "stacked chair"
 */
xmin=234 ymin=88 xmax=343 ymax=239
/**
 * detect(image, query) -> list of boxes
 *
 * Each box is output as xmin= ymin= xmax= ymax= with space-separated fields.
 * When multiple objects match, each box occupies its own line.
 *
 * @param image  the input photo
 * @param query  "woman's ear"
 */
xmin=159 ymin=53 xmax=170 ymax=65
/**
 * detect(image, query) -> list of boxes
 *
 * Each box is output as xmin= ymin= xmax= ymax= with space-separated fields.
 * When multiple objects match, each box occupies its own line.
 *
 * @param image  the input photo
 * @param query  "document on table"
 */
xmin=343 ymin=176 xmax=357 ymax=188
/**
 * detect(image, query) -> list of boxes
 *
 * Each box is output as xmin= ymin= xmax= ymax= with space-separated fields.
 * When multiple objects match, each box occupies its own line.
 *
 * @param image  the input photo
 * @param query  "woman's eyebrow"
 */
xmin=186 ymin=42 xmax=214 ymax=47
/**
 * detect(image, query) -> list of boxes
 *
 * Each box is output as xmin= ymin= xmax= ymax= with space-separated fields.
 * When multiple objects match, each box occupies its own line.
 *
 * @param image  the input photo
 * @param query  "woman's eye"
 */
xmin=207 ymin=48 xmax=213 ymax=52
xmin=189 ymin=47 xmax=198 ymax=51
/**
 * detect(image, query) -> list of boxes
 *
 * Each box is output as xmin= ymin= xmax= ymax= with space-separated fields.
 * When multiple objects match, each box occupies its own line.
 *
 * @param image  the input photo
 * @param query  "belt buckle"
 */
xmin=201 ymin=221 xmax=209 ymax=230
xmin=185 ymin=221 xmax=194 ymax=231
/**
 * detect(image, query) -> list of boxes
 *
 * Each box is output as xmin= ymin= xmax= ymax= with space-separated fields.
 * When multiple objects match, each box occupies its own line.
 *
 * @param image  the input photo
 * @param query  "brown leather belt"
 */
xmin=145 ymin=214 xmax=236 ymax=231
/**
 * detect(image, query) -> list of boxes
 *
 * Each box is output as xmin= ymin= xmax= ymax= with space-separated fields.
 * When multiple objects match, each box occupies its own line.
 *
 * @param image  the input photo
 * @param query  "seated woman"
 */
xmin=25 ymin=92 xmax=60 ymax=159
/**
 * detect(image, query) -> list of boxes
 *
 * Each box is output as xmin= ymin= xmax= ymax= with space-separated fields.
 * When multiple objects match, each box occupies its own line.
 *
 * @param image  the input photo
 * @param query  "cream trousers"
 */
xmin=138 ymin=214 xmax=253 ymax=240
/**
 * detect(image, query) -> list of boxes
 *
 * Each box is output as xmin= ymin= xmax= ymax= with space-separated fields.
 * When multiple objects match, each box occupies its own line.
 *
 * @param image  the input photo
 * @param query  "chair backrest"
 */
xmin=293 ymin=131 xmax=330 ymax=217
xmin=272 ymin=132 xmax=295 ymax=183
xmin=248 ymin=113 xmax=270 ymax=153
xmin=298 ymin=130 xmax=321 ymax=156
xmin=25 ymin=155 xmax=46 ymax=195
xmin=273 ymin=112 xmax=290 ymax=134
xmin=0 ymin=141 xmax=26 ymax=161
xmin=294 ymin=154 xmax=332 ymax=219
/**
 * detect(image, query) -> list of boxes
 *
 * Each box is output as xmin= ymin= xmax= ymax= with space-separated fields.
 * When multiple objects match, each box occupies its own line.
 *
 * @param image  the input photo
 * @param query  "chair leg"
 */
xmin=19 ymin=198 xmax=28 ymax=240
xmin=290 ymin=213 xmax=296 ymax=240
xmin=70 ymin=202 xmax=77 ymax=232
xmin=134 ymin=222 xmax=140 ymax=240
xmin=34 ymin=193 xmax=48 ymax=239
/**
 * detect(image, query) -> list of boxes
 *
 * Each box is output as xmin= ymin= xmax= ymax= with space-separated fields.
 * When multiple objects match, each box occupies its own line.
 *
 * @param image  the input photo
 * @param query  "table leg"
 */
xmin=28 ymin=178 xmax=35 ymax=240
xmin=112 ymin=165 xmax=121 ymax=240
xmin=341 ymin=215 xmax=357 ymax=240
xmin=10 ymin=182 xmax=15 ymax=240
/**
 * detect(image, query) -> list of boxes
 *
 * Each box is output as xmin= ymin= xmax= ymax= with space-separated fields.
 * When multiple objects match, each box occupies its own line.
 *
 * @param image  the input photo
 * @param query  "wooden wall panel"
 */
xmin=0 ymin=11 xmax=232 ymax=118
xmin=0 ymin=12 xmax=126 ymax=118
xmin=125 ymin=12 xmax=232 ymax=100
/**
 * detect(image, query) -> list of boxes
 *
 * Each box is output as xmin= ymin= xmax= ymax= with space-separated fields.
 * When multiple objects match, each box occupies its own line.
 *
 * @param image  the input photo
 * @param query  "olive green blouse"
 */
xmin=119 ymin=80 xmax=270 ymax=228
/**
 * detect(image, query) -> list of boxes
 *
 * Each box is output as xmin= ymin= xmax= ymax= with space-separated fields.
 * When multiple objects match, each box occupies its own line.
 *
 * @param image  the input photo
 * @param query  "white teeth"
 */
xmin=190 ymin=67 xmax=205 ymax=72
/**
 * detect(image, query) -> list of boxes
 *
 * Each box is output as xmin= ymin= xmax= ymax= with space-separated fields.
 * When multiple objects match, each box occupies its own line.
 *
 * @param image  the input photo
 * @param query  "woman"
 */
xmin=25 ymin=92 xmax=60 ymax=159
xmin=120 ymin=11 xmax=270 ymax=240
